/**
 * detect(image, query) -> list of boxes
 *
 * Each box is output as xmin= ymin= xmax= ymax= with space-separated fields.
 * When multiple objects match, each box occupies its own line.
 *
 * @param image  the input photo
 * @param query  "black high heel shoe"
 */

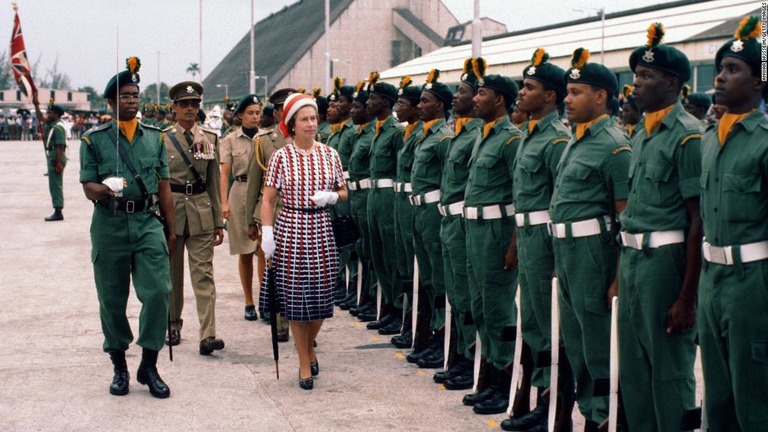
xmin=298 ymin=373 xmax=314 ymax=390
xmin=310 ymin=360 xmax=319 ymax=377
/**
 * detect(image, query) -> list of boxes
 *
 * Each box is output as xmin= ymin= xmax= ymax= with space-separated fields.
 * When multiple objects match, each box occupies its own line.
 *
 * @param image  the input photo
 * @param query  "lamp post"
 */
xmin=573 ymin=6 xmax=606 ymax=63
xmin=156 ymin=51 xmax=162 ymax=104
xmin=255 ymin=75 xmax=268 ymax=101
xmin=216 ymin=84 xmax=229 ymax=101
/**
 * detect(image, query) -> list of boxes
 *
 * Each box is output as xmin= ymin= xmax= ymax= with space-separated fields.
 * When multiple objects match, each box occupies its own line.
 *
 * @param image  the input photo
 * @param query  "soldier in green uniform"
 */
xmin=618 ymin=24 xmax=703 ymax=432
xmin=164 ymin=81 xmax=226 ymax=356
xmin=434 ymin=59 xmax=482 ymax=390
xmin=365 ymin=72 xmax=405 ymax=334
xmin=390 ymin=76 xmax=423 ymax=348
xmin=698 ymin=16 xmax=768 ymax=430
xmin=619 ymin=85 xmax=641 ymax=139
xmin=326 ymin=79 xmax=360 ymax=309
xmin=245 ymin=88 xmax=296 ymax=340
xmin=156 ymin=108 xmax=170 ymax=130
xmin=503 ymin=48 xmax=573 ymax=432
xmin=461 ymin=60 xmax=522 ymax=415
xmin=313 ymin=88 xmax=331 ymax=144
xmin=681 ymin=85 xmax=711 ymax=123
xmin=80 ymin=58 xmax=175 ymax=398
xmin=549 ymin=48 xmax=631 ymax=430
xmin=346 ymin=82 xmax=378 ymax=320
xmin=44 ymin=103 xmax=67 ymax=221
xmin=406 ymin=70 xmax=453 ymax=370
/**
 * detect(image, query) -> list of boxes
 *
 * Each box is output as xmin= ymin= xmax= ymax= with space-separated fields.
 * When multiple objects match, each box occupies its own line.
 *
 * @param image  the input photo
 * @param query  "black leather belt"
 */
xmin=98 ymin=198 xmax=148 ymax=213
xmin=170 ymin=182 xmax=207 ymax=195
xmin=284 ymin=206 xmax=328 ymax=214
xmin=234 ymin=175 xmax=248 ymax=182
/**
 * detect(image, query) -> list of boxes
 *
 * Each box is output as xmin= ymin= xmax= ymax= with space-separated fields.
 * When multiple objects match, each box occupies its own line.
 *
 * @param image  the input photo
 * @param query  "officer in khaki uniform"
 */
xmin=365 ymin=73 xmax=405 ymax=334
xmin=619 ymin=24 xmax=702 ymax=431
xmin=165 ymin=81 xmax=226 ymax=356
xmin=81 ymin=58 xmax=174 ymax=398
xmin=462 ymin=62 xmax=522 ymax=416
xmin=549 ymin=49 xmax=631 ymax=430
xmin=699 ymin=16 xmax=768 ymax=430
xmin=245 ymin=88 xmax=296 ymax=340
xmin=505 ymin=48 xmax=573 ymax=432
xmin=44 ymin=103 xmax=68 ymax=221
xmin=390 ymin=77 xmax=423 ymax=348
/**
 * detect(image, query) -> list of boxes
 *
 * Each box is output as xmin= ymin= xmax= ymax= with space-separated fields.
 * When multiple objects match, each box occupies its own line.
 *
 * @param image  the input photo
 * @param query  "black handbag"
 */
xmin=332 ymin=214 xmax=360 ymax=248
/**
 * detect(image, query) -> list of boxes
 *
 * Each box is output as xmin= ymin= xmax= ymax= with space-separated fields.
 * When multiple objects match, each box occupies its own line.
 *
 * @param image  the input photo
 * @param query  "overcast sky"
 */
xmin=2 ymin=0 xmax=665 ymax=91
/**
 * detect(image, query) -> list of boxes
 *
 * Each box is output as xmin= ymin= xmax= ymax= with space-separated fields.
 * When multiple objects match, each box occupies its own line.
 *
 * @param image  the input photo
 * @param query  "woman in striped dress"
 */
xmin=260 ymin=93 xmax=348 ymax=390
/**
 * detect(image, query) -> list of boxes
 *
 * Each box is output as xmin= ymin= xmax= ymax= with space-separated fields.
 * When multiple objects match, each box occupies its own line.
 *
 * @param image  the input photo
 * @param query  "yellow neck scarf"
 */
xmin=404 ymin=122 xmax=419 ymax=140
xmin=454 ymin=118 xmax=472 ymax=135
xmin=119 ymin=119 xmax=139 ymax=143
xmin=643 ymin=104 xmax=675 ymax=136
xmin=483 ymin=116 xmax=505 ymax=138
xmin=357 ymin=122 xmax=370 ymax=134
xmin=375 ymin=117 xmax=389 ymax=136
xmin=718 ymin=111 xmax=752 ymax=146
xmin=528 ymin=120 xmax=539 ymax=133
xmin=626 ymin=124 xmax=635 ymax=138
xmin=575 ymin=114 xmax=608 ymax=141
xmin=422 ymin=119 xmax=441 ymax=136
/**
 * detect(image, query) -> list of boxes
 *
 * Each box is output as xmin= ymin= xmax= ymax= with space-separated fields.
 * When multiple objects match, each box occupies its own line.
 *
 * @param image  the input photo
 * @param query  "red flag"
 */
xmin=10 ymin=9 xmax=37 ymax=98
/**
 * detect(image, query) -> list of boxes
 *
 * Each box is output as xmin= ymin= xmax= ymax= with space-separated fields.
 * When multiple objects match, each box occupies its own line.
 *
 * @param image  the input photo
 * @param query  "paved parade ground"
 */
xmin=0 ymin=139 xmax=704 ymax=431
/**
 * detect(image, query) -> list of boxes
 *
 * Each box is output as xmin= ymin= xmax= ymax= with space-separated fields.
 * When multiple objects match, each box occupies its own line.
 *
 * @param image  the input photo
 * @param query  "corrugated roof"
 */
xmin=380 ymin=0 xmax=760 ymax=82
xmin=203 ymin=0 xmax=354 ymax=102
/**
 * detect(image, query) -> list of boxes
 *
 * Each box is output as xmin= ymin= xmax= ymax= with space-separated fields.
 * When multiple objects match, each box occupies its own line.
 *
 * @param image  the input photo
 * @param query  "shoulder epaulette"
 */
xmin=439 ymin=135 xmax=453 ymax=142
xmin=680 ymin=133 xmax=702 ymax=146
xmin=551 ymin=137 xmax=570 ymax=145
xmin=91 ymin=122 xmax=113 ymax=133
xmin=676 ymin=111 xmax=706 ymax=134
xmin=81 ymin=134 xmax=92 ymax=145
xmin=605 ymin=125 xmax=628 ymax=145
xmin=201 ymin=128 xmax=218 ymax=138
xmin=612 ymin=145 xmax=632 ymax=154
xmin=506 ymin=134 xmax=523 ymax=145
xmin=141 ymin=123 xmax=163 ymax=132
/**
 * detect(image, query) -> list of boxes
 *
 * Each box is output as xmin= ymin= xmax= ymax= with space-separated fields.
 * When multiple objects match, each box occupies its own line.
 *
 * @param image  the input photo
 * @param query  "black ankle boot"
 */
xmin=109 ymin=350 xmax=129 ymax=396
xmin=137 ymin=348 xmax=170 ymax=399
xmin=44 ymin=207 xmax=63 ymax=222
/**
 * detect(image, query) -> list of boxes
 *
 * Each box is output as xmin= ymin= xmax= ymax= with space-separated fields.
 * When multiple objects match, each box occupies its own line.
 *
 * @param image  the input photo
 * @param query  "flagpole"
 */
xmin=11 ymin=1 xmax=43 ymax=143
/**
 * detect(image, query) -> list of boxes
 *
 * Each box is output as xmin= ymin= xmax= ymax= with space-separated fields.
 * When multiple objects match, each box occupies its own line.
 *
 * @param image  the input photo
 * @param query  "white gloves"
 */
xmin=310 ymin=191 xmax=339 ymax=207
xmin=102 ymin=176 xmax=126 ymax=197
xmin=261 ymin=226 xmax=275 ymax=259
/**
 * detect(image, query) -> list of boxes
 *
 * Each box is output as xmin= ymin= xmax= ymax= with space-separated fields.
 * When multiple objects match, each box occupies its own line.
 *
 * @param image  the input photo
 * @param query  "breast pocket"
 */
xmin=232 ymin=148 xmax=248 ymax=174
xmin=565 ymin=160 xmax=597 ymax=186
xmin=723 ymin=172 xmax=762 ymax=222
xmin=413 ymin=151 xmax=437 ymax=180
xmin=472 ymin=154 xmax=503 ymax=187
xmin=446 ymin=151 xmax=470 ymax=184
xmin=640 ymin=161 xmax=673 ymax=206
xmin=516 ymin=156 xmax=543 ymax=190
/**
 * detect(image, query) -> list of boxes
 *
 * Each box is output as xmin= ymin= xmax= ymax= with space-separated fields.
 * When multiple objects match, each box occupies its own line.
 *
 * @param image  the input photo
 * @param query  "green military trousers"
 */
xmin=516 ymin=223 xmax=554 ymax=389
xmin=465 ymin=217 xmax=517 ymax=370
xmin=46 ymin=154 xmax=67 ymax=208
xmin=350 ymin=190 xmax=376 ymax=297
xmin=440 ymin=214 xmax=476 ymax=359
xmin=699 ymin=259 xmax=768 ymax=431
xmin=367 ymin=188 xmax=399 ymax=307
xmin=552 ymin=233 xmax=614 ymax=424
xmin=394 ymin=192 xmax=414 ymax=308
xmin=170 ymin=226 xmax=217 ymax=341
xmin=91 ymin=207 xmax=170 ymax=352
xmin=618 ymin=244 xmax=696 ymax=432
xmin=413 ymin=203 xmax=445 ymax=330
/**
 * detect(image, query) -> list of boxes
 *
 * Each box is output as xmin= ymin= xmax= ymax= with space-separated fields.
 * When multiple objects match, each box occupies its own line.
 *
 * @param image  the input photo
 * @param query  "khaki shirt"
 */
xmin=245 ymin=126 xmax=286 ymax=225
xmin=219 ymin=128 xmax=254 ymax=178
xmin=165 ymin=123 xmax=223 ymax=236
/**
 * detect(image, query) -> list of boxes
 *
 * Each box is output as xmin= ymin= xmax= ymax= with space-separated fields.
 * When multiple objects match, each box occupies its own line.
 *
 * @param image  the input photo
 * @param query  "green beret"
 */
xmin=352 ymin=81 xmax=369 ymax=104
xmin=235 ymin=94 xmax=262 ymax=114
xmin=169 ymin=81 xmax=203 ymax=102
xmin=371 ymin=82 xmax=398 ymax=102
xmin=262 ymin=104 xmax=275 ymax=116
xmin=565 ymin=48 xmax=617 ymax=95
xmin=314 ymin=95 xmax=329 ymax=114
xmin=459 ymin=58 xmax=479 ymax=89
xmin=629 ymin=23 xmax=691 ymax=82
xmin=478 ymin=74 xmax=519 ymax=101
xmin=716 ymin=16 xmax=762 ymax=75
xmin=684 ymin=92 xmax=711 ymax=109
xmin=619 ymin=85 xmax=637 ymax=108
xmin=103 ymin=56 xmax=142 ymax=99
xmin=328 ymin=77 xmax=355 ymax=103
xmin=422 ymin=69 xmax=454 ymax=107
xmin=49 ymin=104 xmax=65 ymax=116
xmin=522 ymin=48 xmax=567 ymax=99
xmin=158 ymin=108 xmax=167 ymax=115
xmin=268 ymin=88 xmax=297 ymax=107
xmin=396 ymin=76 xmax=422 ymax=101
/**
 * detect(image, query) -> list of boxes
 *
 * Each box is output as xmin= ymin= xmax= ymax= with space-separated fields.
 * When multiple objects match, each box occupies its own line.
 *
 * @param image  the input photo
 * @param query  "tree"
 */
xmin=142 ymin=82 xmax=172 ymax=105
xmin=186 ymin=63 xmax=200 ymax=81
xmin=78 ymin=86 xmax=107 ymax=112
xmin=0 ymin=51 xmax=13 ymax=90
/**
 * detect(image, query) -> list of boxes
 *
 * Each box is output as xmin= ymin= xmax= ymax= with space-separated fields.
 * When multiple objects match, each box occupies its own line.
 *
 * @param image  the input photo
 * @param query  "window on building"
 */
xmin=696 ymin=64 xmax=715 ymax=93
xmin=67 ymin=92 xmax=72 ymax=101
xmin=617 ymin=70 xmax=634 ymax=91
xmin=391 ymin=40 xmax=402 ymax=67
xmin=16 ymin=91 xmax=21 ymax=101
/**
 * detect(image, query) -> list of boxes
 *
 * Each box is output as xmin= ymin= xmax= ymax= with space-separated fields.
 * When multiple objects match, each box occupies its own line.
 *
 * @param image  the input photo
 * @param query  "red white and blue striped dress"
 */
xmin=261 ymin=142 xmax=344 ymax=321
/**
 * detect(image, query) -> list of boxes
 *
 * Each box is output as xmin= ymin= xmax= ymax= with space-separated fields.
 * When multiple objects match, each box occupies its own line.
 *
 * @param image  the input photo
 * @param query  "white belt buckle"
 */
xmin=704 ymin=242 xmax=729 ymax=265
xmin=621 ymin=232 xmax=641 ymax=250
xmin=438 ymin=204 xmax=447 ymax=217
xmin=464 ymin=207 xmax=478 ymax=219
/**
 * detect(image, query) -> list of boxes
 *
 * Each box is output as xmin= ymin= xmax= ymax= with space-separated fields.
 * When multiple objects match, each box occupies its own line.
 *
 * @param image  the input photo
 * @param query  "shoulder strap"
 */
xmin=166 ymin=130 xmax=205 ymax=186
xmin=105 ymin=127 xmax=149 ymax=199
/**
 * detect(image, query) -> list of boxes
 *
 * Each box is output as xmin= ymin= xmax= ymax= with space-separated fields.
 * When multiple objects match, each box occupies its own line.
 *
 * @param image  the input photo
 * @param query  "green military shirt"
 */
xmin=245 ymin=126 xmax=285 ymax=225
xmin=549 ymin=115 xmax=631 ymax=223
xmin=348 ymin=122 xmax=375 ymax=183
xmin=700 ymin=109 xmax=768 ymax=246
xmin=45 ymin=120 xmax=67 ymax=153
xmin=465 ymin=116 xmax=522 ymax=206
xmin=317 ymin=120 xmax=331 ymax=144
xmin=396 ymin=120 xmax=423 ymax=184
xmin=369 ymin=116 xmax=404 ymax=181
xmin=621 ymin=102 xmax=702 ymax=233
xmin=329 ymin=119 xmax=356 ymax=171
xmin=441 ymin=118 xmax=482 ymax=205
xmin=411 ymin=119 xmax=453 ymax=195
xmin=512 ymin=111 xmax=571 ymax=212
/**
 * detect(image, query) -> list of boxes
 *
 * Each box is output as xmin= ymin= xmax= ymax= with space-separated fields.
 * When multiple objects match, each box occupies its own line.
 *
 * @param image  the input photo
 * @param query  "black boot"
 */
xmin=108 ymin=350 xmax=129 ymax=396
xmin=501 ymin=392 xmax=548 ymax=431
xmin=44 ymin=207 xmax=63 ymax=222
xmin=463 ymin=358 xmax=493 ymax=406
xmin=473 ymin=366 xmax=510 ymax=415
xmin=443 ymin=356 xmax=475 ymax=390
xmin=418 ymin=327 xmax=445 ymax=368
xmin=333 ymin=277 xmax=347 ymax=306
xmin=137 ymin=348 xmax=170 ymax=399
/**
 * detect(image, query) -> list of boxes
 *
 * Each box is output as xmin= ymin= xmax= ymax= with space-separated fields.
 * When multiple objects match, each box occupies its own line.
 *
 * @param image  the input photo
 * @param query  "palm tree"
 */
xmin=186 ymin=63 xmax=200 ymax=81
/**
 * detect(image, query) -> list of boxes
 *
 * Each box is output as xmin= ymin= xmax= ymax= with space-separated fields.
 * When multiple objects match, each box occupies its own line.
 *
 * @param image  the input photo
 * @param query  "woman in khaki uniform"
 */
xmin=220 ymin=94 xmax=262 ymax=320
